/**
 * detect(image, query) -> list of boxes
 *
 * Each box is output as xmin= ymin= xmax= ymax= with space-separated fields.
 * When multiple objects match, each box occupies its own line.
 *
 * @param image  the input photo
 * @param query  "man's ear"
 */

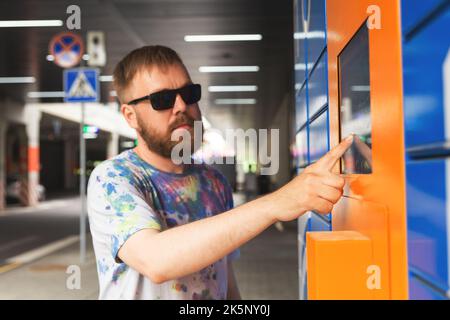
xmin=121 ymin=104 xmax=139 ymax=129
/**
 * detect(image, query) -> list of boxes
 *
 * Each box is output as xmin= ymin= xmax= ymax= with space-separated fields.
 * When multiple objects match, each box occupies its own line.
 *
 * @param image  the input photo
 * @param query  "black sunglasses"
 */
xmin=127 ymin=83 xmax=201 ymax=110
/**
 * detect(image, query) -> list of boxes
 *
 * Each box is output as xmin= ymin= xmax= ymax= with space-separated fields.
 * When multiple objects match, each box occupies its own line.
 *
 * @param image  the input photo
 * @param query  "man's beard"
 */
xmin=136 ymin=113 xmax=202 ymax=159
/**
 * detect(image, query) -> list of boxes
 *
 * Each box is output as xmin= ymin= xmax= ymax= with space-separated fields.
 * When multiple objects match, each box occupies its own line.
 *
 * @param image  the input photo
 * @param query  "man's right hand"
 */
xmin=271 ymin=135 xmax=354 ymax=222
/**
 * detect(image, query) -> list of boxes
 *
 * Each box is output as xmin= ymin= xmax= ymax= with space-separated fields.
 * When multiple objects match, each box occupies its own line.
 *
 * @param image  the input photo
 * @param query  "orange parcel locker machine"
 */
xmin=306 ymin=0 xmax=408 ymax=299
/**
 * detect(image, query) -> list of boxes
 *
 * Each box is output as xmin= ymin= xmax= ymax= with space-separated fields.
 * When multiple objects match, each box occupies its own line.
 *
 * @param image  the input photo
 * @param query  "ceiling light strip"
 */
xmin=208 ymin=85 xmax=258 ymax=92
xmin=215 ymin=99 xmax=257 ymax=105
xmin=185 ymin=34 xmax=262 ymax=42
xmin=27 ymin=91 xmax=65 ymax=98
xmin=0 ymin=77 xmax=36 ymax=84
xmin=0 ymin=20 xmax=63 ymax=27
xmin=199 ymin=66 xmax=259 ymax=73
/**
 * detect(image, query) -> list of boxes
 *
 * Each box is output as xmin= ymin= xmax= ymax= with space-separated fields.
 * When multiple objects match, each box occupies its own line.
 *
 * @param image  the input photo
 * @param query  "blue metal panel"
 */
xmin=403 ymin=1 xmax=450 ymax=299
xmin=409 ymin=273 xmax=448 ymax=300
xmin=305 ymin=0 xmax=327 ymax=69
xmin=295 ymin=128 xmax=308 ymax=168
xmin=406 ymin=159 xmax=449 ymax=286
xmin=298 ymin=212 xmax=310 ymax=300
xmin=401 ymin=0 xmax=449 ymax=36
xmin=309 ymin=110 xmax=329 ymax=163
xmin=402 ymin=6 xmax=450 ymax=147
xmin=309 ymin=212 xmax=331 ymax=231
xmin=295 ymin=86 xmax=308 ymax=131
xmin=295 ymin=0 xmax=330 ymax=300
xmin=307 ymin=51 xmax=328 ymax=118
xmin=294 ymin=0 xmax=307 ymax=89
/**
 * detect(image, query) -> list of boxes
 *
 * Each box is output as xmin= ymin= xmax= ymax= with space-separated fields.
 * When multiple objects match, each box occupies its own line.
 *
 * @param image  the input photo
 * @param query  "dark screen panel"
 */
xmin=339 ymin=23 xmax=372 ymax=174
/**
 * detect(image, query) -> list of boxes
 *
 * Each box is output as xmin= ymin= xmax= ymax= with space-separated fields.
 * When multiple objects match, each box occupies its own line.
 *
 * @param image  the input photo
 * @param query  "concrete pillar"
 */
xmin=24 ymin=107 xmax=41 ymax=206
xmin=107 ymin=131 xmax=119 ymax=159
xmin=0 ymin=120 xmax=7 ymax=211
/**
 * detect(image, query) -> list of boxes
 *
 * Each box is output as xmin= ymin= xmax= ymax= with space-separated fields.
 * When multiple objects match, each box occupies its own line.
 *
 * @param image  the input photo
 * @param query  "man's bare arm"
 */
xmin=119 ymin=192 xmax=279 ymax=283
xmin=118 ymin=136 xmax=354 ymax=284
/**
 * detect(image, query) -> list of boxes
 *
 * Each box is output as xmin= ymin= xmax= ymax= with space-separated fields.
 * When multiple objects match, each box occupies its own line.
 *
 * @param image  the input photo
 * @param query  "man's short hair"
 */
xmin=113 ymin=45 xmax=185 ymax=104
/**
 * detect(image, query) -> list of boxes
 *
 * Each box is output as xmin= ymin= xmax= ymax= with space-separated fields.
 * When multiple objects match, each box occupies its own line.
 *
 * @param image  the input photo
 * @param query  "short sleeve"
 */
xmin=87 ymin=161 xmax=162 ymax=263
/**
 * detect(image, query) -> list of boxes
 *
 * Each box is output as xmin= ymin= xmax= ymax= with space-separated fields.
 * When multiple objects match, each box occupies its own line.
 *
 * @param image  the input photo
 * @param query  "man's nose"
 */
xmin=172 ymin=93 xmax=187 ymax=114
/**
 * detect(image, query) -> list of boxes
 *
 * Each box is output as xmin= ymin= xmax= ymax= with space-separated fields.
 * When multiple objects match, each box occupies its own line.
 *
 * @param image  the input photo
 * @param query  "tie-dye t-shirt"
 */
xmin=87 ymin=149 xmax=239 ymax=300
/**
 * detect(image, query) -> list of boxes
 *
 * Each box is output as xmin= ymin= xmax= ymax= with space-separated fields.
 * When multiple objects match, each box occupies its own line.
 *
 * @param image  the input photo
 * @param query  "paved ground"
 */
xmin=234 ymin=221 xmax=299 ymax=299
xmin=0 ymin=196 xmax=299 ymax=300
xmin=0 ymin=236 xmax=98 ymax=300
xmin=0 ymin=197 xmax=81 ymax=262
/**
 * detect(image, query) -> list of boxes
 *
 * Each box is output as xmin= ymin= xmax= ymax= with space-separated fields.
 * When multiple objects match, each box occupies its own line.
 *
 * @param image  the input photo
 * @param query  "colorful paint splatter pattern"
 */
xmin=87 ymin=149 xmax=239 ymax=299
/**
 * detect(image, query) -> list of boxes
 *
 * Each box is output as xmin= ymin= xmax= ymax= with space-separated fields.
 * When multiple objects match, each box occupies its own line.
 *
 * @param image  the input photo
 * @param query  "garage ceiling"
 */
xmin=0 ymin=0 xmax=294 ymax=133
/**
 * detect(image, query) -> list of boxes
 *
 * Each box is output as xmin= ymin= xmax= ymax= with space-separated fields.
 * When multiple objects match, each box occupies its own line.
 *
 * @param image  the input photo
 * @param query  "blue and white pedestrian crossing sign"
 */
xmin=63 ymin=68 xmax=99 ymax=103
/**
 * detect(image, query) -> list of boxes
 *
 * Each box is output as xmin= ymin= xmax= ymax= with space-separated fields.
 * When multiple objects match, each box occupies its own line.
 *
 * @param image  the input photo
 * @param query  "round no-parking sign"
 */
xmin=48 ymin=32 xmax=84 ymax=68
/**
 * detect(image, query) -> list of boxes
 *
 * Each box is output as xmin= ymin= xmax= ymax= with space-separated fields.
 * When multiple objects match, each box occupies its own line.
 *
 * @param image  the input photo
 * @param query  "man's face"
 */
xmin=124 ymin=63 xmax=202 ymax=158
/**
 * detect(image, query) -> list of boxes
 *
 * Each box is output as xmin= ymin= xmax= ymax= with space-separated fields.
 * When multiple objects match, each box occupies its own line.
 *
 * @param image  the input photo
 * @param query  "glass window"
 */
xmin=339 ymin=23 xmax=372 ymax=174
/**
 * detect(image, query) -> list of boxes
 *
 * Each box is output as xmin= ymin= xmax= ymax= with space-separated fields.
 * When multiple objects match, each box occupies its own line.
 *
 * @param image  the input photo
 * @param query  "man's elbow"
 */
xmin=146 ymin=271 xmax=166 ymax=284
xmin=119 ymin=237 xmax=169 ymax=284
xmin=142 ymin=262 xmax=169 ymax=284
xmin=121 ymin=252 xmax=168 ymax=284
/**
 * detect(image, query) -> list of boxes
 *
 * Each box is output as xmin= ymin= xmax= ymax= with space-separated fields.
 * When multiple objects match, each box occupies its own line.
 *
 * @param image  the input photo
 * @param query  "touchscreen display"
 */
xmin=339 ymin=23 xmax=372 ymax=174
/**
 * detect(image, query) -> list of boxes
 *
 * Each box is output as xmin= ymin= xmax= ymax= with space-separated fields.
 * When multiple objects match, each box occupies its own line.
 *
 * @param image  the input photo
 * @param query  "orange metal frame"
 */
xmin=307 ymin=0 xmax=408 ymax=299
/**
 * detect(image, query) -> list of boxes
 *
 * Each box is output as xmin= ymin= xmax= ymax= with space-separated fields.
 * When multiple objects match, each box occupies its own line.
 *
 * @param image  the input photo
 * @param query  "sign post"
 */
xmin=80 ymin=102 xmax=86 ymax=263
xmin=64 ymin=68 xmax=99 ymax=263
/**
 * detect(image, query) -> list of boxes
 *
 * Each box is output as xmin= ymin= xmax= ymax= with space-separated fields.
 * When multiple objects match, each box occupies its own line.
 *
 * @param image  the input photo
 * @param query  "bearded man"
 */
xmin=87 ymin=45 xmax=353 ymax=300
